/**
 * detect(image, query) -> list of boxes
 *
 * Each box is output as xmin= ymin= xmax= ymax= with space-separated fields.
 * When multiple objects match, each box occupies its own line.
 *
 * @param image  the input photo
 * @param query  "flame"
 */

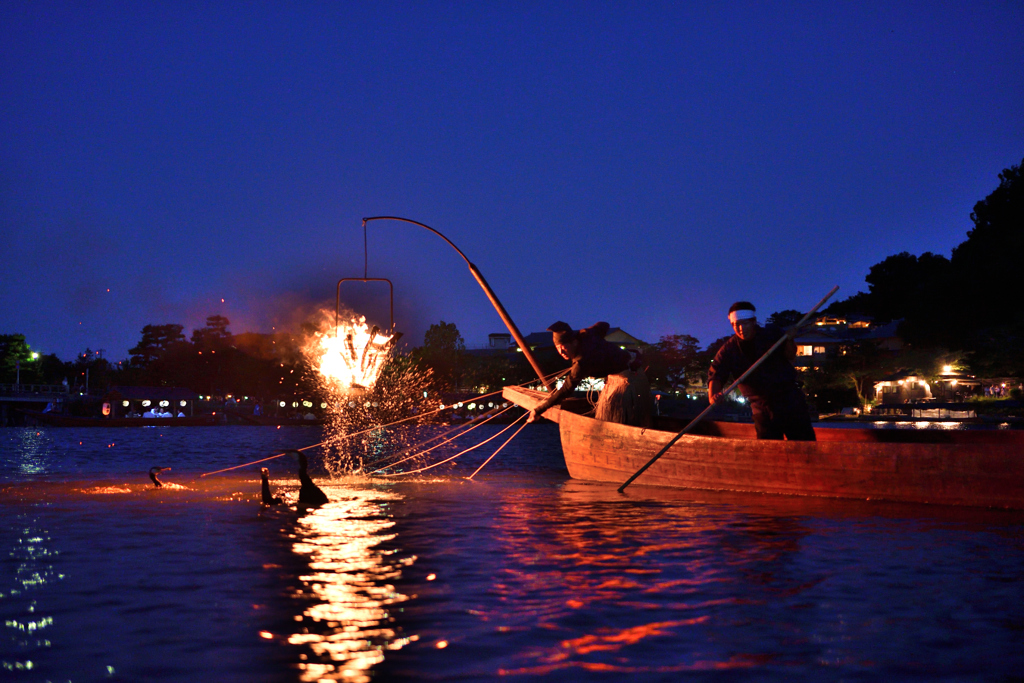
xmin=309 ymin=315 xmax=395 ymax=392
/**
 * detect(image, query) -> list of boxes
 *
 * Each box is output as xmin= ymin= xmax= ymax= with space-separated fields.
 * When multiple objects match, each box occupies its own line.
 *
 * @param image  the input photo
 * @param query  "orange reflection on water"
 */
xmin=558 ymin=617 xmax=709 ymax=656
xmin=499 ymin=652 xmax=768 ymax=676
xmin=286 ymin=488 xmax=415 ymax=683
xmin=480 ymin=483 xmax=808 ymax=673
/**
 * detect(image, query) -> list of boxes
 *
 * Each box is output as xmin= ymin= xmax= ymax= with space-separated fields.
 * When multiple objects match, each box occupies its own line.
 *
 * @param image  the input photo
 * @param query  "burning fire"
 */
xmin=308 ymin=315 xmax=395 ymax=392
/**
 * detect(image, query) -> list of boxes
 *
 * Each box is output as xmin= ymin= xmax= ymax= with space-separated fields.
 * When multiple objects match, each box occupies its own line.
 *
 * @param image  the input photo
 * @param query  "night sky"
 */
xmin=3 ymin=2 xmax=1022 ymax=361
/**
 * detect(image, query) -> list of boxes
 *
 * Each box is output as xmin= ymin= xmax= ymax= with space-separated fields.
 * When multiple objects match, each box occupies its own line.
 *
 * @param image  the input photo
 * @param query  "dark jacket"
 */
xmin=534 ymin=322 xmax=631 ymax=416
xmin=708 ymin=325 xmax=800 ymax=408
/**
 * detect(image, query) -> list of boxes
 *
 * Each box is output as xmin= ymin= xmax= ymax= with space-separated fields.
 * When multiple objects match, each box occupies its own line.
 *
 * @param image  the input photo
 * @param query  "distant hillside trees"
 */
xmin=644 ymin=334 xmax=702 ymax=392
xmin=116 ymin=317 xmax=311 ymax=399
xmin=827 ymin=156 xmax=1023 ymax=377
xmin=411 ymin=321 xmax=466 ymax=391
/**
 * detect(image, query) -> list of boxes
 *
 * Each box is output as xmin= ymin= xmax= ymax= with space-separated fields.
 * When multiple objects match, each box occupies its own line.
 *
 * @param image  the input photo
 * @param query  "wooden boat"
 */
xmin=503 ymin=386 xmax=1024 ymax=509
xmin=21 ymin=410 xmax=222 ymax=427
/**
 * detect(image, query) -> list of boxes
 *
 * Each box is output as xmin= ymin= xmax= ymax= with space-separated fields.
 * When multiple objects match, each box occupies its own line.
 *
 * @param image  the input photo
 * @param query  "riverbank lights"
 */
xmin=30 ymin=352 xmax=39 ymax=360
xmin=942 ymin=365 xmax=954 ymax=374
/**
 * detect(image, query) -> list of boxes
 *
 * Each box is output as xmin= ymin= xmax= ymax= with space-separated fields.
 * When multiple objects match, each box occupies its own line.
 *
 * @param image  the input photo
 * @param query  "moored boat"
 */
xmin=503 ymin=386 xmax=1024 ymax=509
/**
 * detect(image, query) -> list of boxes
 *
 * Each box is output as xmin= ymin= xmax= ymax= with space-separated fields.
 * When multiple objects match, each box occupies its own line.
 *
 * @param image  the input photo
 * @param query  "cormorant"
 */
xmin=149 ymin=466 xmax=171 ymax=487
xmin=260 ymin=467 xmax=284 ymax=505
xmin=290 ymin=450 xmax=328 ymax=507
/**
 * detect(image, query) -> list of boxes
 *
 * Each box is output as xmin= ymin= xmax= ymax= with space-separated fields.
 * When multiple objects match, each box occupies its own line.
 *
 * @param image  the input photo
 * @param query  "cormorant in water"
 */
xmin=149 ymin=466 xmax=171 ymax=487
xmin=289 ymin=450 xmax=328 ymax=507
xmin=260 ymin=467 xmax=284 ymax=505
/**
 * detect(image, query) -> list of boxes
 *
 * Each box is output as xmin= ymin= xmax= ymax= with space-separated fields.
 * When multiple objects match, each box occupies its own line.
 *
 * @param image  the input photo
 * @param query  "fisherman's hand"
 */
xmin=527 ymin=409 xmax=539 ymax=423
xmin=709 ymin=392 xmax=723 ymax=405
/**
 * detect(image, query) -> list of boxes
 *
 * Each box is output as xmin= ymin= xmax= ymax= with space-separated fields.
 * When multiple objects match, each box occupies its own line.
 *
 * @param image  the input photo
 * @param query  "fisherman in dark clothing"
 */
xmin=708 ymin=302 xmax=815 ymax=441
xmin=528 ymin=321 xmax=651 ymax=426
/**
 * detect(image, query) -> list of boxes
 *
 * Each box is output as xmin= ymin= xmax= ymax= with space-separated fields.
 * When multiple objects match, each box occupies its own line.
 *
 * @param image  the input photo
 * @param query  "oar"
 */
xmin=617 ymin=285 xmax=839 ymax=493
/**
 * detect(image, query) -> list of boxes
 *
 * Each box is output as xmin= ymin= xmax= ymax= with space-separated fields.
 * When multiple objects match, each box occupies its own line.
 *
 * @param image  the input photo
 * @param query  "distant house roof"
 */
xmin=794 ymin=319 xmax=902 ymax=345
xmin=522 ymin=331 xmax=554 ymax=348
xmin=104 ymin=386 xmax=200 ymax=401
xmin=875 ymin=370 xmax=923 ymax=383
xmin=604 ymin=328 xmax=645 ymax=346
xmin=792 ymin=331 xmax=836 ymax=344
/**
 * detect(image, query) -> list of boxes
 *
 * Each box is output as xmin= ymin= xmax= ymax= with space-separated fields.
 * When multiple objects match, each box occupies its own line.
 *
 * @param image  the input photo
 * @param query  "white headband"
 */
xmin=728 ymin=309 xmax=756 ymax=323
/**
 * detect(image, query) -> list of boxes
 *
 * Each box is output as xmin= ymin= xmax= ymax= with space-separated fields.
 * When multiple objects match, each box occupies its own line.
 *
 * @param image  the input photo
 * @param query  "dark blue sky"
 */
xmin=3 ymin=2 xmax=1022 ymax=361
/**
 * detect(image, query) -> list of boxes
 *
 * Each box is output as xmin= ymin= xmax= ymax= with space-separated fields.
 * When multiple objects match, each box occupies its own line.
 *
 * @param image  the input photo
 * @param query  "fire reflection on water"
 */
xmin=286 ymin=487 xmax=416 ymax=683
xmin=479 ymin=484 xmax=808 ymax=676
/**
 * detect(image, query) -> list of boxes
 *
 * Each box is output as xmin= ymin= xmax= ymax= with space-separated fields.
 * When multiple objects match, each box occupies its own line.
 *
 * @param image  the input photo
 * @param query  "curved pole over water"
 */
xmin=362 ymin=216 xmax=553 ymax=390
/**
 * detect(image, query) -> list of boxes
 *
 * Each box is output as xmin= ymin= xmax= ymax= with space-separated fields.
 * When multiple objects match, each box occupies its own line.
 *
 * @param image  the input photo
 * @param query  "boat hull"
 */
xmin=504 ymin=386 xmax=1024 ymax=508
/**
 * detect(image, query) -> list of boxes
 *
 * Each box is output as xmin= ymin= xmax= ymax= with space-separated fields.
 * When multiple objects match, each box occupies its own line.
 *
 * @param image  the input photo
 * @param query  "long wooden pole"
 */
xmin=362 ymin=216 xmax=553 ymax=389
xmin=617 ymin=285 xmax=839 ymax=493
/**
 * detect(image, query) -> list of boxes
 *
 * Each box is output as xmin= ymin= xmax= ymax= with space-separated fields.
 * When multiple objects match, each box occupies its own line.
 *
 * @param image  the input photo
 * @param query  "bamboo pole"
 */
xmin=363 ymin=216 xmax=553 ymax=389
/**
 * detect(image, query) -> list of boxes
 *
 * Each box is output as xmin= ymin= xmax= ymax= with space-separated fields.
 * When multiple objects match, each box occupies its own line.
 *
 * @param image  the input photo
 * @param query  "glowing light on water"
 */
xmin=309 ymin=316 xmax=395 ymax=392
xmin=288 ymin=489 xmax=414 ymax=683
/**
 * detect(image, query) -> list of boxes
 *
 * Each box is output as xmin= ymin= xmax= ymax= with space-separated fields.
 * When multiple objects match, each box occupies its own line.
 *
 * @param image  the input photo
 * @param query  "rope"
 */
xmin=374 ymin=411 xmax=529 ymax=477
xmin=200 ymin=441 xmax=324 ymax=477
xmin=367 ymin=406 xmax=505 ymax=469
xmin=369 ymin=404 xmax=515 ymax=473
xmin=466 ymin=420 xmax=529 ymax=481
xmin=199 ymin=368 xmax=567 ymax=478
xmin=199 ymin=400 xmax=454 ymax=477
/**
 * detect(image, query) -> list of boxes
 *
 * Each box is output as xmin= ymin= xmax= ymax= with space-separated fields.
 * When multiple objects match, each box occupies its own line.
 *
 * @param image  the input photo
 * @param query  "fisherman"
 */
xmin=707 ymin=302 xmax=815 ymax=441
xmin=527 ymin=321 xmax=652 ymax=427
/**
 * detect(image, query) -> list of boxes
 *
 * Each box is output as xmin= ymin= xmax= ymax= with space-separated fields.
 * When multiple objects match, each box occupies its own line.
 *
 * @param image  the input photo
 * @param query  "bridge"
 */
xmin=0 ymin=384 xmax=71 ymax=426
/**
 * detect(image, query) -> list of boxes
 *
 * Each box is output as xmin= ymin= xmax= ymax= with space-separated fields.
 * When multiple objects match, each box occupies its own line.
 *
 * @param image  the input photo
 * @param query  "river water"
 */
xmin=2 ymin=424 xmax=1023 ymax=682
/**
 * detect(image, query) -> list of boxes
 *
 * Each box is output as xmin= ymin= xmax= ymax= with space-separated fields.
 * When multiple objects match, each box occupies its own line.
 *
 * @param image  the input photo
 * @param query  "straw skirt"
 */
xmin=595 ymin=370 xmax=653 ymax=427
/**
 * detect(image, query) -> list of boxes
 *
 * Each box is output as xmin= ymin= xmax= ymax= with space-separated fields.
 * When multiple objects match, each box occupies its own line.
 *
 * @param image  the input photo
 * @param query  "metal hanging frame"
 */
xmin=335 ymin=222 xmax=395 ymax=335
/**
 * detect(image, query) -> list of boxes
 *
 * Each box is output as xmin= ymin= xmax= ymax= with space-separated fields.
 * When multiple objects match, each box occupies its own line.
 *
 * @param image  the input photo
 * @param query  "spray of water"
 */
xmin=301 ymin=309 xmax=437 ymax=475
